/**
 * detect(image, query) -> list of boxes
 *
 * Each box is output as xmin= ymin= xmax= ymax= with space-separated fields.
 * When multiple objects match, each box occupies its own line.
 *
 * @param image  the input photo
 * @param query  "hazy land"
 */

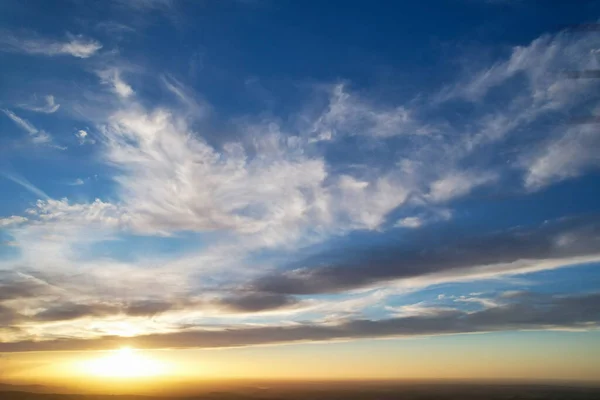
xmin=2 ymin=381 xmax=600 ymax=400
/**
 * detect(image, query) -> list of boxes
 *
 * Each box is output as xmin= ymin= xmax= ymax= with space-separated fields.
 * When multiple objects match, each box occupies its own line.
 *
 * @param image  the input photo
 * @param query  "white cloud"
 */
xmin=30 ymin=130 xmax=53 ymax=145
xmin=161 ymin=74 xmax=208 ymax=117
xmin=27 ymin=198 xmax=129 ymax=229
xmin=98 ymin=68 xmax=134 ymax=98
xmin=0 ymin=32 xmax=102 ymax=58
xmin=454 ymin=295 xmax=499 ymax=309
xmin=395 ymin=216 xmax=423 ymax=229
xmin=386 ymin=301 xmax=456 ymax=318
xmin=0 ymin=216 xmax=28 ymax=227
xmin=310 ymin=84 xmax=429 ymax=141
xmin=335 ymin=175 xmax=410 ymax=230
xmin=75 ymin=130 xmax=95 ymax=145
xmin=394 ymin=209 xmax=453 ymax=229
xmin=427 ymin=171 xmax=496 ymax=203
xmin=438 ymin=33 xmax=599 ymax=103
xmin=69 ymin=178 xmax=85 ymax=186
xmin=19 ymin=95 xmax=60 ymax=114
xmin=102 ymin=107 xmax=329 ymax=238
xmin=523 ymin=123 xmax=600 ymax=190
xmin=434 ymin=31 xmax=600 ymax=177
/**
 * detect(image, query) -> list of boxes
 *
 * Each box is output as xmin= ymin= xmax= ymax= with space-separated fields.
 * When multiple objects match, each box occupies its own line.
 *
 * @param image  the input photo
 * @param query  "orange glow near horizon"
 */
xmin=2 ymin=333 xmax=600 ymax=390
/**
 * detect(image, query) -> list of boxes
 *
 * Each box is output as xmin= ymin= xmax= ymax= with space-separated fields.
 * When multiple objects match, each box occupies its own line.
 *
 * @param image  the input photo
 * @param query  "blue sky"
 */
xmin=1 ymin=0 xmax=600 ymax=355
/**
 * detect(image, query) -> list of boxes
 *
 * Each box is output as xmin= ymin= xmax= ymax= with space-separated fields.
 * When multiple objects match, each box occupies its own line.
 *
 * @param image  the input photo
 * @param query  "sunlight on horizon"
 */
xmin=78 ymin=347 xmax=169 ymax=379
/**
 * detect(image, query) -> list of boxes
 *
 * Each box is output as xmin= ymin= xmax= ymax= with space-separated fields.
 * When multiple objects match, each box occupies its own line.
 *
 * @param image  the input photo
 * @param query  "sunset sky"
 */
xmin=1 ymin=0 xmax=600 ymax=387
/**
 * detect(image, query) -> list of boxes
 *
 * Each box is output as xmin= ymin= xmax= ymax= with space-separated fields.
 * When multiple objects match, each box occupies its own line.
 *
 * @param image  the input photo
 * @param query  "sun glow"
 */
xmin=82 ymin=347 xmax=167 ymax=378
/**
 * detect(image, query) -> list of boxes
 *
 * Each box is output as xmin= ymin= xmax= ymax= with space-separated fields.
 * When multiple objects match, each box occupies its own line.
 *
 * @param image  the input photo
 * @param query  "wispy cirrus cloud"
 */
xmin=98 ymin=68 xmax=134 ymax=98
xmin=1 ymin=109 xmax=37 ymax=135
xmin=18 ymin=95 xmax=60 ymax=114
xmin=0 ymin=32 xmax=102 ymax=58
xmin=1 ymin=109 xmax=56 ymax=147
xmin=523 ymin=122 xmax=600 ymax=190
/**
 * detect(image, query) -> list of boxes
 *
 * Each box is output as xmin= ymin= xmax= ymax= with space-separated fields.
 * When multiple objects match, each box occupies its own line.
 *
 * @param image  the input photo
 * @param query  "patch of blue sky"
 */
xmin=444 ymin=174 xmax=600 ymax=232
xmin=0 ymin=231 xmax=20 ymax=260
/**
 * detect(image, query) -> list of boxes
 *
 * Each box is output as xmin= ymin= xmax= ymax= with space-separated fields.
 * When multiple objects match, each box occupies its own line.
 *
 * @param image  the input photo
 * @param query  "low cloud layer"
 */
xmin=1 ymin=291 xmax=598 ymax=352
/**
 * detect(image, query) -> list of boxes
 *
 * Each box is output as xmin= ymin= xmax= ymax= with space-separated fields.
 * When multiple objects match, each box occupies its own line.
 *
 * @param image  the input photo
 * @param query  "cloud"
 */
xmin=0 ymin=32 xmax=102 ymax=58
xmin=0 ymin=272 xmax=50 ymax=301
xmin=437 ymin=32 xmax=599 ymax=103
xmin=432 ymin=30 xmax=600 ymax=188
xmin=123 ymin=300 xmax=179 ymax=317
xmin=395 ymin=216 xmax=423 ymax=228
xmin=454 ymin=294 xmax=500 ymax=309
xmin=523 ymin=123 xmax=600 ymax=189
xmin=2 ymin=28 xmax=600 ymax=351
xmin=310 ymin=84 xmax=429 ymax=141
xmin=394 ymin=209 xmax=453 ymax=229
xmin=13 ymin=27 xmax=597 ymax=238
xmin=251 ymin=215 xmax=600 ymax=295
xmin=18 ymin=95 xmax=60 ymax=114
xmin=333 ymin=174 xmax=411 ymax=230
xmin=28 ymin=300 xmax=177 ymax=322
xmin=1 ymin=291 xmax=598 ymax=352
xmin=75 ymin=129 xmax=95 ymax=145
xmin=0 ymin=216 xmax=28 ymax=228
xmin=3 ymin=299 xmax=181 ymax=324
xmin=1 ymin=109 xmax=37 ymax=135
xmin=217 ymin=293 xmax=301 ymax=313
xmin=161 ymin=74 xmax=208 ymax=117
xmin=1 ymin=109 xmax=57 ymax=146
xmin=26 ymin=198 xmax=128 ymax=229
xmin=32 ymin=303 xmax=116 ymax=322
xmin=96 ymin=105 xmax=330 ymax=239
xmin=98 ymin=68 xmax=134 ymax=98
xmin=68 ymin=178 xmax=85 ymax=186
xmin=427 ymin=171 xmax=496 ymax=203
xmin=0 ymin=304 xmax=21 ymax=326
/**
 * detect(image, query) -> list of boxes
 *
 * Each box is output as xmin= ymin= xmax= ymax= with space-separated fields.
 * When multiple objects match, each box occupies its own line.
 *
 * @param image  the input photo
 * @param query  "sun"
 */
xmin=82 ymin=347 xmax=167 ymax=378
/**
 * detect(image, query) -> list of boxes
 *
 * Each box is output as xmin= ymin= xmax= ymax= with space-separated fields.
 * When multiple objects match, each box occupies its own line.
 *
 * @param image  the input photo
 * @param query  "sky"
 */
xmin=1 ymin=0 xmax=600 ymax=386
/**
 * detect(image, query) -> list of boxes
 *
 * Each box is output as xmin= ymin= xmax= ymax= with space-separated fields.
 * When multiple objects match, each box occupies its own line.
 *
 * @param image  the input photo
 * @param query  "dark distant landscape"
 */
xmin=2 ymin=382 xmax=600 ymax=400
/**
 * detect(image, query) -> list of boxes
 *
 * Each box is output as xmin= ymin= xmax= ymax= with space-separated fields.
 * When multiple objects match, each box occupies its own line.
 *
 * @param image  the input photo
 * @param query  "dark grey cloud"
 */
xmin=124 ymin=299 xmax=178 ymax=316
xmin=32 ymin=302 xmax=117 ymax=322
xmin=216 ymin=292 xmax=301 ymax=313
xmin=1 ymin=291 xmax=598 ymax=352
xmin=0 ymin=304 xmax=21 ymax=325
xmin=0 ymin=273 xmax=50 ymax=301
xmin=27 ymin=295 xmax=299 ymax=323
xmin=251 ymin=215 xmax=600 ymax=295
xmin=31 ymin=299 xmax=182 ymax=322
